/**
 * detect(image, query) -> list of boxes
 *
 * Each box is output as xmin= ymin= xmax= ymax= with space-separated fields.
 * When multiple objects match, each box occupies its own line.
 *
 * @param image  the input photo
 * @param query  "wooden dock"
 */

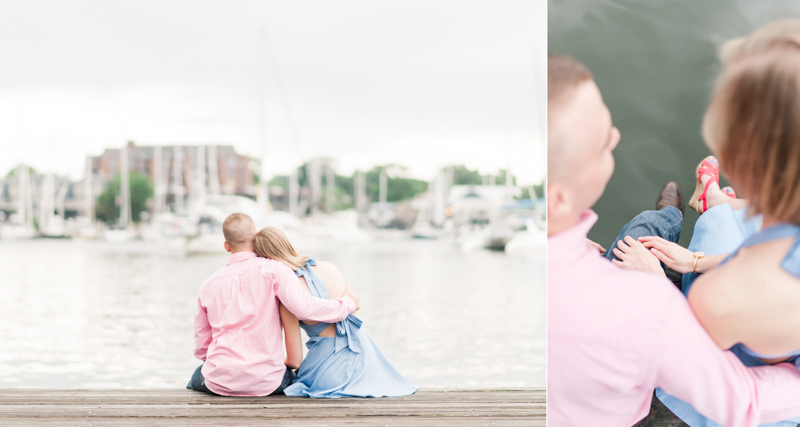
xmin=634 ymin=395 xmax=687 ymax=427
xmin=0 ymin=388 xmax=544 ymax=426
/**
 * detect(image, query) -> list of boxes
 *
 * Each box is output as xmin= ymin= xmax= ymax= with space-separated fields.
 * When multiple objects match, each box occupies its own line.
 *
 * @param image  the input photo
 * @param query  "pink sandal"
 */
xmin=688 ymin=156 xmax=720 ymax=214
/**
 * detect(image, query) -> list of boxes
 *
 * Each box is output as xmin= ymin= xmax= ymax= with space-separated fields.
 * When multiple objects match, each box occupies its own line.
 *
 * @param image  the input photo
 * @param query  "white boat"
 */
xmin=505 ymin=219 xmax=546 ymax=255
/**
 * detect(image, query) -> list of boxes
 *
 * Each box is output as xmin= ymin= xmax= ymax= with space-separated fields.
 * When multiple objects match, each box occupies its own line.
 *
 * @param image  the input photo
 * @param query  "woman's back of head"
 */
xmin=254 ymin=227 xmax=309 ymax=270
xmin=722 ymin=19 xmax=800 ymax=65
xmin=705 ymin=22 xmax=800 ymax=225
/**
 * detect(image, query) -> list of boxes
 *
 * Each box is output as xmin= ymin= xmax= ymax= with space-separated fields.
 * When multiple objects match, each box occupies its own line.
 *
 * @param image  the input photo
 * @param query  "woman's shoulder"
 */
xmin=310 ymin=260 xmax=340 ymax=274
xmin=309 ymin=260 xmax=347 ymax=287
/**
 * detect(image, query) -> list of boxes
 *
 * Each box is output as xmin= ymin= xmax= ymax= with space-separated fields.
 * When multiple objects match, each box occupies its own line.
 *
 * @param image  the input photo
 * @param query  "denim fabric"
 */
xmin=186 ymin=364 xmax=218 ymax=395
xmin=604 ymin=206 xmax=683 ymax=262
xmin=187 ymin=364 xmax=297 ymax=396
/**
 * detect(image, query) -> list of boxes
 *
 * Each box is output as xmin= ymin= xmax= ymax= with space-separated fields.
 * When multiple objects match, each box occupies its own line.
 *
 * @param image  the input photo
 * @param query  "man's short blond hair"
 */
xmin=222 ymin=213 xmax=256 ymax=248
xmin=548 ymin=54 xmax=593 ymax=112
xmin=548 ymin=54 xmax=594 ymax=184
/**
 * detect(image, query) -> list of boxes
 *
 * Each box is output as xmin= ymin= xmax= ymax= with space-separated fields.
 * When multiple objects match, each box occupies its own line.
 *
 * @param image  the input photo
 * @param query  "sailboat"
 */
xmin=0 ymin=164 xmax=37 ymax=240
xmin=38 ymin=172 xmax=68 ymax=238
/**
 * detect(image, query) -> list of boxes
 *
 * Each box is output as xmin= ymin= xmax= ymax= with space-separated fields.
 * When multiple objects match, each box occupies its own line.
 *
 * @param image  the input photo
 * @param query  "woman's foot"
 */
xmin=722 ymin=186 xmax=736 ymax=199
xmin=688 ymin=156 xmax=728 ymax=214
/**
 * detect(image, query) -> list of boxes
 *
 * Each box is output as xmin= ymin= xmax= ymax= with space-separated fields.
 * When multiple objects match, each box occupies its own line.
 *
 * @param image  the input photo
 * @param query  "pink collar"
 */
xmin=226 ymin=251 xmax=257 ymax=266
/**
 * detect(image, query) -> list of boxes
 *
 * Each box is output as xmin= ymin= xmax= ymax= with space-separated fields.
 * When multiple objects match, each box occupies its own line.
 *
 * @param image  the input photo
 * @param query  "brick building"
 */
xmin=92 ymin=141 xmax=257 ymax=213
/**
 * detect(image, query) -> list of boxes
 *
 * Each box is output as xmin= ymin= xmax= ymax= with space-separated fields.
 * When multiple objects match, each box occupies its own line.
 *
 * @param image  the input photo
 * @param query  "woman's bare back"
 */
xmin=296 ymin=260 xmax=354 ymax=337
xmin=689 ymin=236 xmax=800 ymax=360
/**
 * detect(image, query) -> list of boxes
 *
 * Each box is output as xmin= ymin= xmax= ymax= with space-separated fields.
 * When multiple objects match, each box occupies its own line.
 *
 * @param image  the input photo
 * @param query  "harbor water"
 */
xmin=549 ymin=0 xmax=800 ymax=246
xmin=0 ymin=238 xmax=544 ymax=389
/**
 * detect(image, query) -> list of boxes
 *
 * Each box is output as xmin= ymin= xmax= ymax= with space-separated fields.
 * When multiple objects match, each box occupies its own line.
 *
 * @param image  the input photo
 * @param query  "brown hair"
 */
xmin=548 ymin=54 xmax=593 ymax=110
xmin=222 ymin=213 xmax=256 ymax=248
xmin=703 ymin=48 xmax=800 ymax=223
xmin=253 ymin=227 xmax=309 ymax=270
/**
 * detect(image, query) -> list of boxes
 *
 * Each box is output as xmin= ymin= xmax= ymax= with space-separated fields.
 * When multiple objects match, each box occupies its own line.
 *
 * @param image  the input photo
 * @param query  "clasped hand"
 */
xmin=613 ymin=235 xmax=696 ymax=276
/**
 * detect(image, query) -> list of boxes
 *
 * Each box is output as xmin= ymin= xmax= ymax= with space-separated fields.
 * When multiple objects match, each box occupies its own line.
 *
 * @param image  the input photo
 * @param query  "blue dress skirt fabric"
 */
xmin=656 ymin=205 xmax=800 ymax=426
xmin=282 ymin=257 xmax=418 ymax=398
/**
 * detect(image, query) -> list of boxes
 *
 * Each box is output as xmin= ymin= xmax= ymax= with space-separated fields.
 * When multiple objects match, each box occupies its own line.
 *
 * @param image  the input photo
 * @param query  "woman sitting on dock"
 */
xmin=615 ymin=20 xmax=800 ymax=426
xmin=253 ymin=227 xmax=418 ymax=398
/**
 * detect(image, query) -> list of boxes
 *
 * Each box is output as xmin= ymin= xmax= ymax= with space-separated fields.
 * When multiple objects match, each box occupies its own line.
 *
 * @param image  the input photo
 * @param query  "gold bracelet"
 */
xmin=693 ymin=251 xmax=706 ymax=274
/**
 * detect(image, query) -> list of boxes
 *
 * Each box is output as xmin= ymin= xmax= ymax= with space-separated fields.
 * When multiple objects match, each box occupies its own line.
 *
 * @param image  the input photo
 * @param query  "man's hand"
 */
xmin=638 ymin=236 xmax=696 ymax=274
xmin=343 ymin=285 xmax=360 ymax=311
xmin=611 ymin=235 xmax=666 ymax=278
xmin=587 ymin=238 xmax=606 ymax=254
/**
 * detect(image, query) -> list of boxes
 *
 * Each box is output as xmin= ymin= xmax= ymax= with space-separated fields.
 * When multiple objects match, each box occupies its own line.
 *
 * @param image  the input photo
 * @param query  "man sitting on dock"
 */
xmin=187 ymin=212 xmax=360 ymax=396
xmin=547 ymin=54 xmax=800 ymax=426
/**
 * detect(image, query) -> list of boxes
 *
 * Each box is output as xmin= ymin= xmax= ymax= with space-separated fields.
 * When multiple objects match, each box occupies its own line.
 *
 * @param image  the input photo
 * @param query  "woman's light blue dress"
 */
xmin=656 ymin=204 xmax=800 ymax=426
xmin=282 ymin=256 xmax=418 ymax=398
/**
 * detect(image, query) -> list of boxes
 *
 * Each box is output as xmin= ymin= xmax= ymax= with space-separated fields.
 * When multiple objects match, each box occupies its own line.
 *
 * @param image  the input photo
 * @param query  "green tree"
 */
xmin=365 ymin=166 xmax=428 ymax=203
xmin=5 ymin=166 xmax=37 ymax=178
xmin=96 ymin=172 xmax=154 ymax=223
xmin=450 ymin=165 xmax=483 ymax=185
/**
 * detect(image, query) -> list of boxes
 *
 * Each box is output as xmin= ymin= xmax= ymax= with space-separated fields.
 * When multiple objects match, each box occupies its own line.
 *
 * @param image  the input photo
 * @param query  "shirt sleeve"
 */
xmin=271 ymin=263 xmax=356 ymax=323
xmin=653 ymin=287 xmax=800 ymax=426
xmin=193 ymin=296 xmax=213 ymax=361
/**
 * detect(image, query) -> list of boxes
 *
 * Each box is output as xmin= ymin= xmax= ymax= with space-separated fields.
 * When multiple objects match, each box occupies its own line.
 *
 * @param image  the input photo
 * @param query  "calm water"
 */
xmin=549 ymin=0 xmax=800 ymax=246
xmin=0 ymin=238 xmax=544 ymax=389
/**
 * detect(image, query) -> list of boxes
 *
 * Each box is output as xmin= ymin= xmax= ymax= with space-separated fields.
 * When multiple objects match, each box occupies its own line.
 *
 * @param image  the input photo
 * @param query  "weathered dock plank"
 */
xmin=633 ymin=395 xmax=687 ymax=427
xmin=0 ymin=388 xmax=545 ymax=427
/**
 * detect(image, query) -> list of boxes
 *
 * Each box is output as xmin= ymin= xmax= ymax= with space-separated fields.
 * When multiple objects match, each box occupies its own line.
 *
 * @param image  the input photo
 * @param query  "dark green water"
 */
xmin=549 ymin=0 xmax=800 ymax=246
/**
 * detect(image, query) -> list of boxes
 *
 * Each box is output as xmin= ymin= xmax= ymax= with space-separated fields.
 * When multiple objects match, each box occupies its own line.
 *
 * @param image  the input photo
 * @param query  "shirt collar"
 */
xmin=548 ymin=210 xmax=599 ymax=269
xmin=226 ymin=251 xmax=257 ymax=265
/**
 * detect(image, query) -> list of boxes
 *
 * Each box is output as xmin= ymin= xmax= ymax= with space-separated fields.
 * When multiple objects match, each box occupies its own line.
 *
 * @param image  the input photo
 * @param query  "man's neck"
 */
xmin=230 ymin=247 xmax=255 ymax=254
xmin=548 ymin=212 xmax=583 ymax=236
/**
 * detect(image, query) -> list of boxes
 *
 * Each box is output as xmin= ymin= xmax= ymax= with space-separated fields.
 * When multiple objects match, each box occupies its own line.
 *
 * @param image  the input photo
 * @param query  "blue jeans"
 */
xmin=604 ymin=206 xmax=683 ymax=262
xmin=187 ymin=364 xmax=297 ymax=396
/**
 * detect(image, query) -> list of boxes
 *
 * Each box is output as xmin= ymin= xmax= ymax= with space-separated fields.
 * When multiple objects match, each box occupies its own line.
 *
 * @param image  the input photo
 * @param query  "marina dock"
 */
xmin=634 ymin=394 xmax=687 ymax=427
xmin=0 ymin=388 xmax=544 ymax=426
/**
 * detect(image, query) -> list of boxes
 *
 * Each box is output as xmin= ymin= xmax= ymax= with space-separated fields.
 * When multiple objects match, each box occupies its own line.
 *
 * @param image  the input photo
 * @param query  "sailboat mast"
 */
xmin=120 ymin=144 xmax=131 ymax=227
xmin=326 ymin=162 xmax=335 ymax=213
xmin=172 ymin=146 xmax=184 ymax=215
xmin=196 ymin=144 xmax=206 ymax=212
xmin=379 ymin=168 xmax=387 ymax=205
xmin=207 ymin=145 xmax=221 ymax=195
xmin=84 ymin=155 xmax=94 ymax=220
xmin=17 ymin=164 xmax=26 ymax=224
xmin=289 ymin=168 xmax=298 ymax=216
xmin=152 ymin=146 xmax=162 ymax=217
xmin=256 ymin=25 xmax=272 ymax=216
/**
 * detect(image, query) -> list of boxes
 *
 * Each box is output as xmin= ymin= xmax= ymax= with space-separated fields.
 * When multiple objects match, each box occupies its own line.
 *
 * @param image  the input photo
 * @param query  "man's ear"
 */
xmin=547 ymin=183 xmax=574 ymax=224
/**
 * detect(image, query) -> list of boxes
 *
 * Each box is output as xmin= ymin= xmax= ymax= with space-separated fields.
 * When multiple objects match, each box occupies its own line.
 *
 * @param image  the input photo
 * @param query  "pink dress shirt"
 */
xmin=548 ymin=210 xmax=800 ymax=426
xmin=193 ymin=252 xmax=356 ymax=396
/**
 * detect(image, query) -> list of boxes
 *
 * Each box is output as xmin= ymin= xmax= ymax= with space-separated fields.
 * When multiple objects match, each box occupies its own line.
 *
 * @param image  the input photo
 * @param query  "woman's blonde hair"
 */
xmin=721 ymin=19 xmax=800 ymax=65
xmin=253 ymin=227 xmax=309 ymax=270
xmin=703 ymin=47 xmax=800 ymax=224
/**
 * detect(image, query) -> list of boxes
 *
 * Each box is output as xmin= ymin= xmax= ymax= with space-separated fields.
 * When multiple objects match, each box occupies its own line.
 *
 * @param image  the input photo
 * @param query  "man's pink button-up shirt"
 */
xmin=548 ymin=210 xmax=800 ymax=427
xmin=193 ymin=252 xmax=356 ymax=396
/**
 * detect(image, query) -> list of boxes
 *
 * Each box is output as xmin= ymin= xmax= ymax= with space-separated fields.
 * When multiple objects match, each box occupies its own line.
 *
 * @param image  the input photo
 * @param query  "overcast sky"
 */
xmin=0 ymin=1 xmax=545 ymax=184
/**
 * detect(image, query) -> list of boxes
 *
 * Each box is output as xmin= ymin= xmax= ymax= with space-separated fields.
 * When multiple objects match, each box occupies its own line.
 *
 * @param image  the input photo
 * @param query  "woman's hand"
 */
xmin=611 ymin=235 xmax=666 ymax=278
xmin=637 ymin=236 xmax=696 ymax=274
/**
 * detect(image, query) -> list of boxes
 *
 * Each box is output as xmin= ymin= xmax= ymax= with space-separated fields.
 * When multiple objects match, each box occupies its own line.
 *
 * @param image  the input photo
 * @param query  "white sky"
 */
xmin=0 ymin=0 xmax=546 ymax=184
